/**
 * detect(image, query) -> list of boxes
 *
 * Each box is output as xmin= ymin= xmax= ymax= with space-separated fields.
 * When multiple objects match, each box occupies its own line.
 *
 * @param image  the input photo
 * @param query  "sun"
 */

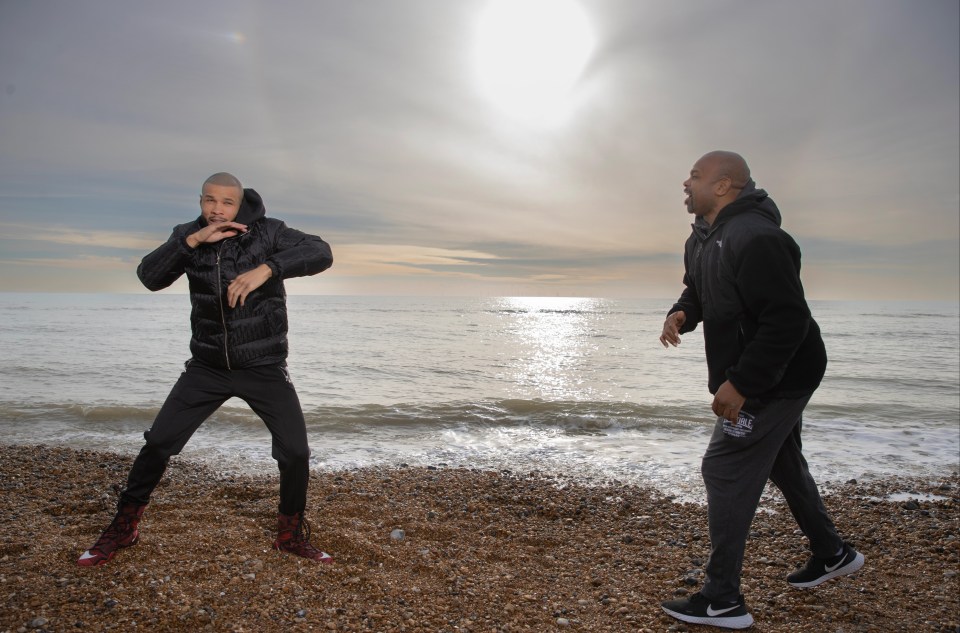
xmin=474 ymin=0 xmax=594 ymax=124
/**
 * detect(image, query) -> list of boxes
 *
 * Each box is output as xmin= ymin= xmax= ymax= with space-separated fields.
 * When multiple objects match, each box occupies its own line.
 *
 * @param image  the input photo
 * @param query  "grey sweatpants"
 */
xmin=700 ymin=395 xmax=843 ymax=602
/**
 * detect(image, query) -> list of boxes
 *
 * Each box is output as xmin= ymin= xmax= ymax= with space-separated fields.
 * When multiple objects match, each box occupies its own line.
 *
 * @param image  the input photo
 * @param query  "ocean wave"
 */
xmin=822 ymin=373 xmax=959 ymax=393
xmin=6 ymin=397 xmax=954 ymax=435
xmin=2 ymin=397 xmax=956 ymax=491
xmin=299 ymin=399 xmax=707 ymax=432
xmin=0 ymin=402 xmax=159 ymax=425
xmin=0 ymin=399 xmax=704 ymax=431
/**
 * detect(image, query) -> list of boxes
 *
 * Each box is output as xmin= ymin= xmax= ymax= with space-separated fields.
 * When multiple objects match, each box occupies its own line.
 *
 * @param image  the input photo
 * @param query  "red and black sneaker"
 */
xmin=77 ymin=502 xmax=146 ymax=567
xmin=273 ymin=512 xmax=334 ymax=564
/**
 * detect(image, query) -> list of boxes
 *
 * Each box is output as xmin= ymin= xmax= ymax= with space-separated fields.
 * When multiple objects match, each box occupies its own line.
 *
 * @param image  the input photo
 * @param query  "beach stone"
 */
xmin=1 ymin=445 xmax=957 ymax=633
xmin=390 ymin=528 xmax=405 ymax=541
xmin=556 ymin=617 xmax=570 ymax=626
xmin=26 ymin=618 xmax=48 ymax=629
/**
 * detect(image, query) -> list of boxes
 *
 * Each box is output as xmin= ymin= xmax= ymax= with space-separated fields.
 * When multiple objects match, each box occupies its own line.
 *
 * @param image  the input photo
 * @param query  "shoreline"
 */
xmin=2 ymin=427 xmax=956 ymax=509
xmin=1 ymin=443 xmax=957 ymax=632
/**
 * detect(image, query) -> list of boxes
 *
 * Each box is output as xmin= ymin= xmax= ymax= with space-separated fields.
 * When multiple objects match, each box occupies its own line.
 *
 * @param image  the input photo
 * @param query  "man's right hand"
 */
xmin=186 ymin=222 xmax=248 ymax=249
xmin=660 ymin=310 xmax=686 ymax=347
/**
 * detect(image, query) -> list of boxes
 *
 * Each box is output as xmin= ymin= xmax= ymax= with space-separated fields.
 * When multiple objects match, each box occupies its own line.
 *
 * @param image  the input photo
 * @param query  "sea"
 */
xmin=0 ymin=294 xmax=957 ymax=500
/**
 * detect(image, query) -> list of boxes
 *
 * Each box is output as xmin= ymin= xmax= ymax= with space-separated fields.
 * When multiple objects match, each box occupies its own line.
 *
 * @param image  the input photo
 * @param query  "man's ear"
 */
xmin=714 ymin=177 xmax=732 ymax=197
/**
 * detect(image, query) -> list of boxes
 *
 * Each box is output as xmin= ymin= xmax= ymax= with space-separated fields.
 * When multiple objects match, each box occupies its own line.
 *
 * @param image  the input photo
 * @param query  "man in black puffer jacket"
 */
xmin=78 ymin=172 xmax=335 ymax=567
xmin=658 ymin=152 xmax=864 ymax=629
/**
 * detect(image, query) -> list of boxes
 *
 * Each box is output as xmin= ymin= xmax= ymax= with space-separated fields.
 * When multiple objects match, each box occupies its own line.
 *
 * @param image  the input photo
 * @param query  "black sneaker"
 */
xmin=661 ymin=592 xmax=754 ymax=629
xmin=787 ymin=543 xmax=864 ymax=588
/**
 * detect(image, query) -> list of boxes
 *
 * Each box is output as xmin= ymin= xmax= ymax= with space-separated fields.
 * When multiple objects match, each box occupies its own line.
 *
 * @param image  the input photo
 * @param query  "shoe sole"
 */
xmin=661 ymin=606 xmax=754 ymax=629
xmin=789 ymin=551 xmax=865 ymax=588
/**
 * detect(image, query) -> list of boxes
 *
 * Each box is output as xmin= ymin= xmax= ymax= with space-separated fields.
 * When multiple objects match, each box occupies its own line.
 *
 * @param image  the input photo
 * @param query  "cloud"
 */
xmin=0 ymin=254 xmax=134 ymax=271
xmin=0 ymin=0 xmax=956 ymax=299
xmin=0 ymin=223 xmax=161 ymax=251
xmin=335 ymin=243 xmax=500 ymax=278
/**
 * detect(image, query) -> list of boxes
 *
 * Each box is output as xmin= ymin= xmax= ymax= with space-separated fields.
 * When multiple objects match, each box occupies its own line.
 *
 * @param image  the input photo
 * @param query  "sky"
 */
xmin=1 ymin=0 xmax=957 ymax=299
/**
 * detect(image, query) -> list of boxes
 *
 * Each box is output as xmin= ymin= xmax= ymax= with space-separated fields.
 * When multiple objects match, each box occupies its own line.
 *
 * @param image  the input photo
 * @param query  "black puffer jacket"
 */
xmin=137 ymin=188 xmax=333 ymax=369
xmin=669 ymin=183 xmax=827 ymax=399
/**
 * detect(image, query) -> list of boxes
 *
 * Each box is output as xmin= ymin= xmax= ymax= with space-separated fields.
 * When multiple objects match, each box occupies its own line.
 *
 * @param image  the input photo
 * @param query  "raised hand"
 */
xmin=186 ymin=222 xmax=248 ymax=249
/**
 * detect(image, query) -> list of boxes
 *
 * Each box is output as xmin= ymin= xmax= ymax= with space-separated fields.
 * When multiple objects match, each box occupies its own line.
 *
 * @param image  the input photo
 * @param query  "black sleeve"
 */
xmin=669 ymin=240 xmax=702 ymax=333
xmin=136 ymin=227 xmax=194 ymax=291
xmin=264 ymin=222 xmax=333 ymax=280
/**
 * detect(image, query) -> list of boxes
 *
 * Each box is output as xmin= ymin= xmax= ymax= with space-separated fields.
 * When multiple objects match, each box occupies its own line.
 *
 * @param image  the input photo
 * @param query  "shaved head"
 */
xmin=203 ymin=172 xmax=243 ymax=197
xmin=699 ymin=151 xmax=751 ymax=189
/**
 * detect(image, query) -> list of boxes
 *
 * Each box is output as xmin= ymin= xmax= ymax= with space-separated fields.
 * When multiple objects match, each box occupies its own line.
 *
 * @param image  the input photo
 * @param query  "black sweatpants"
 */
xmin=700 ymin=395 xmax=843 ymax=602
xmin=121 ymin=359 xmax=311 ymax=515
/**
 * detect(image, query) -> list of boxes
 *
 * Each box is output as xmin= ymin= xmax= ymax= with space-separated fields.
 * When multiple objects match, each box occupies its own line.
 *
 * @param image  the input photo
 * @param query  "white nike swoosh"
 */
xmin=825 ymin=557 xmax=847 ymax=572
xmin=706 ymin=604 xmax=740 ymax=616
xmin=79 ymin=551 xmax=96 ymax=560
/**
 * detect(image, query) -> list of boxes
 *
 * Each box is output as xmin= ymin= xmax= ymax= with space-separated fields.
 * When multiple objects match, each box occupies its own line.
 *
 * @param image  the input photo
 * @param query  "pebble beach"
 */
xmin=0 ymin=444 xmax=957 ymax=632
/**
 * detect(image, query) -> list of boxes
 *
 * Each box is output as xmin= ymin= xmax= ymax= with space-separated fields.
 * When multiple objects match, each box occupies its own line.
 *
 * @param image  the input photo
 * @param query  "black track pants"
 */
xmin=700 ymin=395 xmax=843 ymax=602
xmin=121 ymin=360 xmax=310 ymax=515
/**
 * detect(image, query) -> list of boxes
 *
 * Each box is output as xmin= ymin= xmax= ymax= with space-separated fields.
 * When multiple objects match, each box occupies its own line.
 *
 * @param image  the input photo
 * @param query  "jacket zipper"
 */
xmin=216 ymin=242 xmax=231 ymax=369
xmin=692 ymin=221 xmax=720 ymax=297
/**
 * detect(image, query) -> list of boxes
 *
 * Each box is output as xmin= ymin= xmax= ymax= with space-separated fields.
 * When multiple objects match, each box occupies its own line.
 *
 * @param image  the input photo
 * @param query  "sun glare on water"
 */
xmin=474 ymin=0 xmax=594 ymax=125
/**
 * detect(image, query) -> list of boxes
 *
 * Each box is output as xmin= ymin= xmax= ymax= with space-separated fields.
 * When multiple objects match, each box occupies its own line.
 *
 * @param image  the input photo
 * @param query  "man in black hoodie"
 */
xmin=78 ymin=172 xmax=335 ymax=567
xmin=659 ymin=152 xmax=863 ymax=629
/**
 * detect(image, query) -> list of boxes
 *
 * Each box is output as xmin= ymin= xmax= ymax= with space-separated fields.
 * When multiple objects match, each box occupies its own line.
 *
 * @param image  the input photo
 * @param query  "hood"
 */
xmin=236 ymin=188 xmax=266 ymax=225
xmin=714 ymin=179 xmax=782 ymax=227
xmin=198 ymin=188 xmax=266 ymax=227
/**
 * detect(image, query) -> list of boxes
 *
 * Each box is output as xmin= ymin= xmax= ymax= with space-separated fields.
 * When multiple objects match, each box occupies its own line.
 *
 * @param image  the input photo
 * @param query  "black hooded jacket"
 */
xmin=137 ymin=188 xmax=333 ymax=369
xmin=669 ymin=184 xmax=827 ymax=400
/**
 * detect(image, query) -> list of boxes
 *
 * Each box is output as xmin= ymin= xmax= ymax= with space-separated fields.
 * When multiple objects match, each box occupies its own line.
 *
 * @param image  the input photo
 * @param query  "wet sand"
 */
xmin=0 ymin=444 xmax=957 ymax=632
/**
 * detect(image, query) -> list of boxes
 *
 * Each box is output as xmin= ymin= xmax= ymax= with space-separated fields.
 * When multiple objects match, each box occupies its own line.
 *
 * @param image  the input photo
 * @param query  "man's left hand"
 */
xmin=712 ymin=380 xmax=746 ymax=422
xmin=227 ymin=264 xmax=273 ymax=308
